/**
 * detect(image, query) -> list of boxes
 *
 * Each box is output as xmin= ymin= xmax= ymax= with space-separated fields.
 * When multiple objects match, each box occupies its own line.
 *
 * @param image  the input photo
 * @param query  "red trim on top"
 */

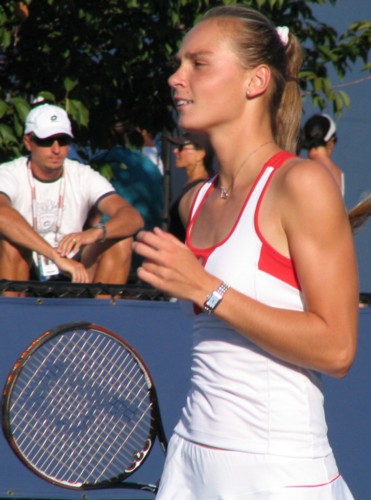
xmin=185 ymin=181 xmax=212 ymax=237
xmin=255 ymin=152 xmax=301 ymax=290
xmin=258 ymin=243 xmax=301 ymax=290
xmin=185 ymin=179 xmax=215 ymax=256
xmin=262 ymin=151 xmax=295 ymax=169
xmin=186 ymin=152 xmax=301 ymax=306
xmin=186 ymin=154 xmax=284 ymax=264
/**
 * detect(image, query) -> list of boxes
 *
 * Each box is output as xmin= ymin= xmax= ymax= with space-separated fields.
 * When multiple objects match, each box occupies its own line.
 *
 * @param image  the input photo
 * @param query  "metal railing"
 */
xmin=0 ymin=279 xmax=169 ymax=301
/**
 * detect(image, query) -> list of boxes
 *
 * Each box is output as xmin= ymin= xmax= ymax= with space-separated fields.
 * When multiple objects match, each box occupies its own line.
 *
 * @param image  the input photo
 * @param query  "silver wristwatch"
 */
xmin=93 ymin=222 xmax=107 ymax=242
xmin=203 ymin=282 xmax=231 ymax=315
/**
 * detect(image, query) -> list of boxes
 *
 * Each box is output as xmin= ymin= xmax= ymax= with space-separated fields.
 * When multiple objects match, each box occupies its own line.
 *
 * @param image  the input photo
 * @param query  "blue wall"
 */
xmin=0 ymin=298 xmax=370 ymax=499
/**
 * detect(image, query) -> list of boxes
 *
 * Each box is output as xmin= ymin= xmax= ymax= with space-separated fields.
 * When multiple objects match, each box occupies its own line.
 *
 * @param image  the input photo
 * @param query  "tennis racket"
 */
xmin=1 ymin=321 xmax=168 ymax=493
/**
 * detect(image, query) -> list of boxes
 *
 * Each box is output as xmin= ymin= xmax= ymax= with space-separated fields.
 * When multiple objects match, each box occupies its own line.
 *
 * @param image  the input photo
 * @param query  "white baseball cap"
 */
xmin=24 ymin=104 xmax=73 ymax=138
xmin=322 ymin=114 xmax=337 ymax=142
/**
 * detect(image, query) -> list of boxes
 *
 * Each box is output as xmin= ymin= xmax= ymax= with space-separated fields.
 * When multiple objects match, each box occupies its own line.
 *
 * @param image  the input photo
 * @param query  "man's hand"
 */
xmin=53 ymin=254 xmax=89 ymax=283
xmin=57 ymin=228 xmax=103 ymax=258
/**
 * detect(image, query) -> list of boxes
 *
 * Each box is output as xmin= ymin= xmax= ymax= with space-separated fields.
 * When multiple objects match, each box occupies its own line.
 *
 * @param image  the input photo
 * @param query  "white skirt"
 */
xmin=156 ymin=434 xmax=354 ymax=499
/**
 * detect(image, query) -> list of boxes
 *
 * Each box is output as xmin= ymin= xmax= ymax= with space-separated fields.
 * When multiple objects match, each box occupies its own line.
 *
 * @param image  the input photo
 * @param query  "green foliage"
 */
xmin=0 ymin=0 xmax=370 ymax=162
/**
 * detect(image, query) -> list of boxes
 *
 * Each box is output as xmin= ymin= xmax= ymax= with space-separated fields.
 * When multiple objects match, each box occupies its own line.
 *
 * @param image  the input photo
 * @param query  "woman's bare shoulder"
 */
xmin=278 ymin=156 xmax=340 ymax=197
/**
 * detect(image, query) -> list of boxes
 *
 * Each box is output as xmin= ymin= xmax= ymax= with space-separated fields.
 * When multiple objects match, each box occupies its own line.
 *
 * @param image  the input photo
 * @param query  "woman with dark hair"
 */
xmin=134 ymin=5 xmax=357 ymax=498
xmin=301 ymin=114 xmax=371 ymax=235
xmin=300 ymin=114 xmax=344 ymax=194
xmin=167 ymin=132 xmax=214 ymax=241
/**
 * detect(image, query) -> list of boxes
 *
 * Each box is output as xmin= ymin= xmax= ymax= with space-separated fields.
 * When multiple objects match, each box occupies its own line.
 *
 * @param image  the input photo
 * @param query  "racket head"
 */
xmin=2 ymin=321 xmax=167 ymax=490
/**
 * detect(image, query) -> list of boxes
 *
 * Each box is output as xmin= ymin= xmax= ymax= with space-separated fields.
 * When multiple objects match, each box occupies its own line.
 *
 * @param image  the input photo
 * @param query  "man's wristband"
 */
xmin=93 ymin=222 xmax=107 ymax=243
xmin=203 ymin=282 xmax=230 ymax=315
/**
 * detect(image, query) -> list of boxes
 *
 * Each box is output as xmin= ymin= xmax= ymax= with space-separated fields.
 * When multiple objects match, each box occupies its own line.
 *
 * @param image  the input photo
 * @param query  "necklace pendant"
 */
xmin=220 ymin=187 xmax=229 ymax=199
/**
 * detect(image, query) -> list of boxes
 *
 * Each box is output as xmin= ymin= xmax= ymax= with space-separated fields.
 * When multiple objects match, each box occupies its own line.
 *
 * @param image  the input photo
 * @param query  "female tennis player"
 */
xmin=134 ymin=5 xmax=358 ymax=498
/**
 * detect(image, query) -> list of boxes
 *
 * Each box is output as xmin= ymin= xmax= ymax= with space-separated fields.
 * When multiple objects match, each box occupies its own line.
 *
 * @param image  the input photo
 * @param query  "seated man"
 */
xmin=0 ymin=103 xmax=143 ymax=293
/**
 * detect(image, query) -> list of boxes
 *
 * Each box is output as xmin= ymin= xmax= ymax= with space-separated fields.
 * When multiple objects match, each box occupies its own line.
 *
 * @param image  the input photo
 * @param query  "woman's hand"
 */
xmin=133 ymin=227 xmax=216 ymax=303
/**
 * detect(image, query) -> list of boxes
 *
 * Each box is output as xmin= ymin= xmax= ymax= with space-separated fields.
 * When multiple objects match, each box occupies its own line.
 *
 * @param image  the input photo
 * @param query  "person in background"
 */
xmin=300 ymin=113 xmax=344 ymax=195
xmin=134 ymin=4 xmax=358 ymax=498
xmin=0 ymin=103 xmax=143 ymax=291
xmin=167 ymin=132 xmax=214 ymax=241
xmin=139 ymin=128 xmax=164 ymax=175
xmin=92 ymin=119 xmax=164 ymax=275
xmin=300 ymin=114 xmax=371 ymax=238
xmin=348 ymin=194 xmax=371 ymax=234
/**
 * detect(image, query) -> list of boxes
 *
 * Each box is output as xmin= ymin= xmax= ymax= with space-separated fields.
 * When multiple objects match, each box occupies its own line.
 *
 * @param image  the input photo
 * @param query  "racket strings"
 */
xmin=8 ymin=327 xmax=155 ymax=486
xmin=12 ymin=330 xmax=153 ymax=482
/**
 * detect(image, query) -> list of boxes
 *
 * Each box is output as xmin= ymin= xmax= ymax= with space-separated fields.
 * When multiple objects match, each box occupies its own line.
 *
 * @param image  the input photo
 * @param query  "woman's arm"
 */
xmin=133 ymin=160 xmax=358 ymax=378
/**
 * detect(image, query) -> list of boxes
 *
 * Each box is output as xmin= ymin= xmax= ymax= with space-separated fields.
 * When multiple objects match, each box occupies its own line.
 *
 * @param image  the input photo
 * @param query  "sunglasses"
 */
xmin=30 ymin=134 xmax=72 ymax=147
xmin=178 ymin=143 xmax=196 ymax=152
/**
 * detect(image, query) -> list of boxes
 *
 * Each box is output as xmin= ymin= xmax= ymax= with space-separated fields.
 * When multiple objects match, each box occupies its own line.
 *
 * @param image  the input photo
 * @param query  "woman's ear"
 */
xmin=246 ymin=65 xmax=271 ymax=98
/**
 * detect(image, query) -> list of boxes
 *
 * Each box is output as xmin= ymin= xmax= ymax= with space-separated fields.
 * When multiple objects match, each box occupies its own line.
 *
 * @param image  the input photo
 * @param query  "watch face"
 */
xmin=204 ymin=284 xmax=229 ymax=314
xmin=206 ymin=291 xmax=221 ymax=310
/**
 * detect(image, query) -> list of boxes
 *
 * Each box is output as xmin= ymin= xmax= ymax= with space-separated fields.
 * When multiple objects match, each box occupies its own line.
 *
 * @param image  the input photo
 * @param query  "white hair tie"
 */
xmin=276 ymin=26 xmax=289 ymax=46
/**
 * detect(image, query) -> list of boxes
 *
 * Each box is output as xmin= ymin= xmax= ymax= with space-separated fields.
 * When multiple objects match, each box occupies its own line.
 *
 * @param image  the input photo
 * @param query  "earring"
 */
xmin=246 ymin=89 xmax=251 ymax=97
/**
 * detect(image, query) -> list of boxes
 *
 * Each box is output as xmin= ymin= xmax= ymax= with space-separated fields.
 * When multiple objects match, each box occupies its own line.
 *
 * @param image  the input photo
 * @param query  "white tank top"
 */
xmin=175 ymin=152 xmax=332 ymax=459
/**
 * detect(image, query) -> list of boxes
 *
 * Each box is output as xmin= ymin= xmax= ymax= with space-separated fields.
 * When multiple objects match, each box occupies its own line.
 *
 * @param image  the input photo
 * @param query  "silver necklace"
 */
xmin=218 ymin=141 xmax=274 ymax=199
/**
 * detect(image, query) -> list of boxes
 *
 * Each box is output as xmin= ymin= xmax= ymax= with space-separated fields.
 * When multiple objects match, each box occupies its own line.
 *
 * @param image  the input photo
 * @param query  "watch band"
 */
xmin=203 ymin=281 xmax=230 ymax=315
xmin=93 ymin=222 xmax=107 ymax=242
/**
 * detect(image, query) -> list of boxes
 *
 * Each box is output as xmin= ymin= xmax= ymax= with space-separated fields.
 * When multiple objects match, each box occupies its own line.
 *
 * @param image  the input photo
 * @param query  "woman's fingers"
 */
xmin=133 ymin=230 xmax=179 ymax=264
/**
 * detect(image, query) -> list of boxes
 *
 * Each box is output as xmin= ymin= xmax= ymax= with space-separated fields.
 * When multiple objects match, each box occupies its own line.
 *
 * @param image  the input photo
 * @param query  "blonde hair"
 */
xmin=201 ymin=6 xmax=303 ymax=153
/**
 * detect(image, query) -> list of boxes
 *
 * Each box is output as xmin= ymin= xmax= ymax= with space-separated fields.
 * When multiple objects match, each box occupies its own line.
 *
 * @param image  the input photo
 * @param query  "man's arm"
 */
xmin=95 ymin=193 xmax=144 ymax=240
xmin=57 ymin=193 xmax=144 ymax=257
xmin=0 ymin=194 xmax=89 ymax=282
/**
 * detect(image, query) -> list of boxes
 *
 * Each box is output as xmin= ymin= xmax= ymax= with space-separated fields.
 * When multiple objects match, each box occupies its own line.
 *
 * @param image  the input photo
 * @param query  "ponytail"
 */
xmin=274 ymin=34 xmax=303 ymax=153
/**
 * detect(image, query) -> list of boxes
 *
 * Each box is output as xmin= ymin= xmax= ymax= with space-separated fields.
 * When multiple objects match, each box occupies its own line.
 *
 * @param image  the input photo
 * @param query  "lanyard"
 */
xmin=27 ymin=161 xmax=65 ymax=246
